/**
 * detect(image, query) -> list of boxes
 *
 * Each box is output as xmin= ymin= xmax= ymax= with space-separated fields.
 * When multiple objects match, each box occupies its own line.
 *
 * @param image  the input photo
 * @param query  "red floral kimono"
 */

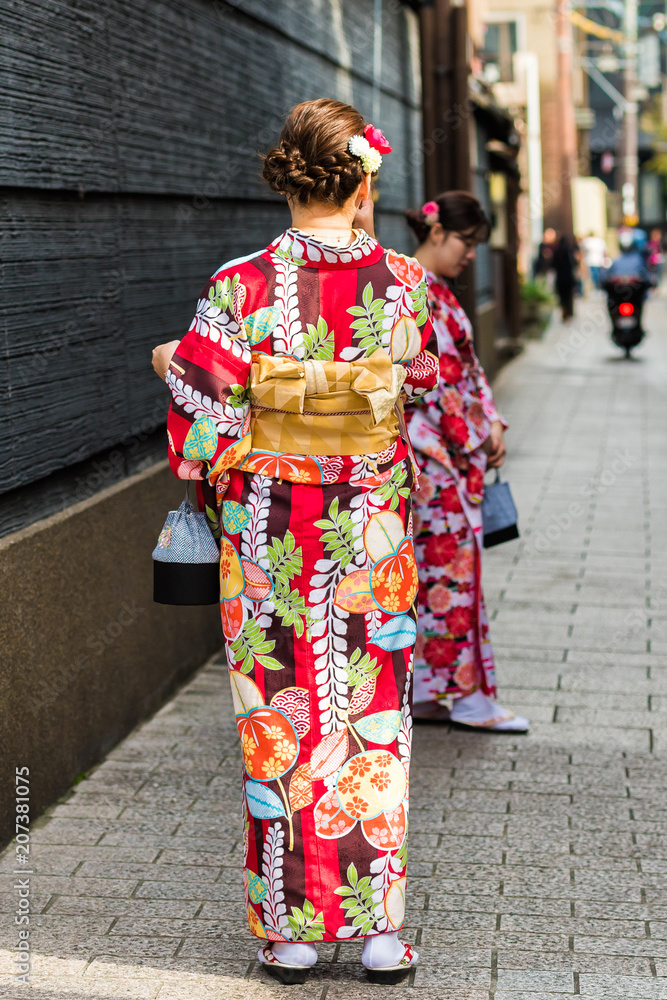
xmin=405 ymin=273 xmax=506 ymax=706
xmin=165 ymin=229 xmax=438 ymax=942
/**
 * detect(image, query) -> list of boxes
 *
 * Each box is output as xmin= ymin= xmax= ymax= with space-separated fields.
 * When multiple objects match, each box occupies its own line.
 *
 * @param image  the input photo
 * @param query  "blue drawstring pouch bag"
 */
xmin=152 ymin=488 xmax=220 ymax=605
xmin=481 ymin=471 xmax=519 ymax=548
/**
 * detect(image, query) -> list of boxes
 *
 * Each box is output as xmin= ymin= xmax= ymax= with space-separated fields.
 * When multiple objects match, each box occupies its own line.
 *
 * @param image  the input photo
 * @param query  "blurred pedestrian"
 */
xmin=150 ymin=98 xmax=440 ymax=982
xmin=580 ymin=231 xmax=607 ymax=290
xmin=648 ymin=228 xmax=664 ymax=288
xmin=553 ymin=235 xmax=576 ymax=320
xmin=533 ymin=227 xmax=556 ymax=285
xmin=402 ymin=192 xmax=529 ymax=732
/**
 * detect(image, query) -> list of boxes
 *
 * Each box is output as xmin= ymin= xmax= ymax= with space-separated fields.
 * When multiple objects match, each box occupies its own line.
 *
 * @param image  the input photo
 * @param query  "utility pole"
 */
xmin=556 ymin=0 xmax=578 ymax=235
xmin=621 ymin=0 xmax=639 ymax=224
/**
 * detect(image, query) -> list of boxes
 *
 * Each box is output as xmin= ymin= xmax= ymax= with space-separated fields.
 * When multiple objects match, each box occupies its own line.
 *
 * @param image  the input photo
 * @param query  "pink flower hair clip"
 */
xmin=422 ymin=200 xmax=439 ymax=225
xmin=364 ymin=123 xmax=393 ymax=154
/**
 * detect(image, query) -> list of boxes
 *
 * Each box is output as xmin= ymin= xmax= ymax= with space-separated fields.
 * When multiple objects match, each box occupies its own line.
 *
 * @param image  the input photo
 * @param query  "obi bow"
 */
xmin=250 ymin=350 xmax=407 ymax=426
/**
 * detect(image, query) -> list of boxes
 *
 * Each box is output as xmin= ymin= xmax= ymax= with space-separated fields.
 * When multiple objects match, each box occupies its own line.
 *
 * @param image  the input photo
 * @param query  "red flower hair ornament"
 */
xmin=348 ymin=124 xmax=392 ymax=174
xmin=364 ymin=124 xmax=393 ymax=154
xmin=423 ymin=200 xmax=439 ymax=225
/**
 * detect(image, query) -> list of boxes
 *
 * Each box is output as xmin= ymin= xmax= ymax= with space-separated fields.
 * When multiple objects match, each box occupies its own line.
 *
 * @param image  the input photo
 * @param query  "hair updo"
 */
xmin=405 ymin=191 xmax=491 ymax=244
xmin=262 ymin=98 xmax=370 ymax=207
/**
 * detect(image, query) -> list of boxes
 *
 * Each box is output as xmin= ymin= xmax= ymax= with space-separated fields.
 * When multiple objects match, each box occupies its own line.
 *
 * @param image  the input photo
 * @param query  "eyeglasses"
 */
xmin=452 ymin=232 xmax=480 ymax=250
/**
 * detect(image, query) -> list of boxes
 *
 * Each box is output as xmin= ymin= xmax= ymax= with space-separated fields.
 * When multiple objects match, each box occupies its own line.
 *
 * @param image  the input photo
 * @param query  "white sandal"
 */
xmin=449 ymin=690 xmax=530 ymax=733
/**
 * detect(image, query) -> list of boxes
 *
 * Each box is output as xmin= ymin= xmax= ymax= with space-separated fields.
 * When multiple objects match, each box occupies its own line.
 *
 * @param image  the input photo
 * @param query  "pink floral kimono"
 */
xmin=405 ymin=273 xmax=507 ymax=706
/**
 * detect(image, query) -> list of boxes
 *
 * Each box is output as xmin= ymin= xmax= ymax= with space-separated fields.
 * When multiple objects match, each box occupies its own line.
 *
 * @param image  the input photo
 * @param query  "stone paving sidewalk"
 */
xmin=2 ymin=291 xmax=667 ymax=999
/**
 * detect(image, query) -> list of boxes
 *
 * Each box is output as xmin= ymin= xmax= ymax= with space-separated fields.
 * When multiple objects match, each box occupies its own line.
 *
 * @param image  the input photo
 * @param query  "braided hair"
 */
xmin=262 ymin=99 xmax=369 ymax=207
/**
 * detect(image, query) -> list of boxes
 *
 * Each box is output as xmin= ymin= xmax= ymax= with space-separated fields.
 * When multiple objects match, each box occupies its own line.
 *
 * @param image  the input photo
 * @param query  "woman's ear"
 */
xmin=357 ymin=173 xmax=371 ymax=204
xmin=429 ymin=222 xmax=445 ymax=244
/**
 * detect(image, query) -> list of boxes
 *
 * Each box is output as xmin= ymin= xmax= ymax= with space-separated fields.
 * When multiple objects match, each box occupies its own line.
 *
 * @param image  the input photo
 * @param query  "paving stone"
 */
xmin=578 ymin=974 xmax=667 ymax=997
xmin=2 ymin=297 xmax=667 ymax=996
xmin=496 ymin=970 xmax=575 ymax=992
xmin=496 ymin=950 xmax=654 ymax=976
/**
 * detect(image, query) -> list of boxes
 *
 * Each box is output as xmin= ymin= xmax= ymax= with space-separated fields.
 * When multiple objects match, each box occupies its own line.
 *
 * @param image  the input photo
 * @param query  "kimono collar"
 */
xmin=268 ymin=227 xmax=384 ymax=269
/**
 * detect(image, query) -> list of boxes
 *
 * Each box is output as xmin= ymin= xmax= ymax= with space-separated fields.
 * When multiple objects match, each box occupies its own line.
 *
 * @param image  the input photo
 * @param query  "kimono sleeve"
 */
xmin=401 ymin=273 xmax=439 ymax=402
xmin=475 ymin=366 xmax=508 ymax=429
xmin=165 ymin=273 xmax=253 ymax=484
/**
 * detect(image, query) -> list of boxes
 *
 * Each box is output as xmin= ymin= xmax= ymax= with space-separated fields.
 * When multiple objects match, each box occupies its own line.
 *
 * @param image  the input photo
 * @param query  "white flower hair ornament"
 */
xmin=348 ymin=124 xmax=392 ymax=173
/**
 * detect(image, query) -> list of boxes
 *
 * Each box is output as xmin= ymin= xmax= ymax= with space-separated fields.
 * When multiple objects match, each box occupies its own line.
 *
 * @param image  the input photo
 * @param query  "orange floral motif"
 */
xmin=236 ymin=707 xmax=299 ymax=782
xmin=370 ymin=769 xmax=390 ymax=791
xmin=313 ymin=788 xmax=357 ymax=839
xmin=370 ymin=537 xmax=419 ymax=615
xmin=336 ymin=751 xmax=406 ymax=822
xmin=386 ymin=249 xmax=425 ymax=289
xmin=428 ymin=583 xmax=453 ymax=615
xmin=361 ymin=803 xmax=407 ymax=850
xmin=449 ymin=547 xmax=475 ymax=583
xmin=240 ymin=451 xmax=323 ymax=485
xmin=414 ymin=475 xmax=435 ymax=504
xmin=220 ymin=594 xmax=243 ymax=641
xmin=289 ymin=763 xmax=313 ymax=812
xmin=453 ymin=660 xmax=477 ymax=693
xmin=345 ymin=795 xmax=370 ymax=819
xmin=348 ymin=758 xmax=373 ymax=777
xmin=338 ymin=776 xmax=361 ymax=796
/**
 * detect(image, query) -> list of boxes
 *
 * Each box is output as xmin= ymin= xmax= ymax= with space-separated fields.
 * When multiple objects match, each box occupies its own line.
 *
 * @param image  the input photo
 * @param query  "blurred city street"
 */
xmin=2 ymin=291 xmax=667 ymax=999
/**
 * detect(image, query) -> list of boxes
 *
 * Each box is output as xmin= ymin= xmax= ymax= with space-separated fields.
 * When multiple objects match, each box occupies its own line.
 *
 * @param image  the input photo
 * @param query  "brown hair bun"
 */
xmin=262 ymin=98 xmax=368 ymax=207
xmin=405 ymin=191 xmax=491 ymax=244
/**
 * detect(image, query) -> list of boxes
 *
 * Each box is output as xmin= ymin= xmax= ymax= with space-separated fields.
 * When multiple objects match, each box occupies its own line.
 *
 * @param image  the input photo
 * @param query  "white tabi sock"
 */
xmin=362 ymin=931 xmax=415 ymax=969
xmin=450 ymin=689 xmax=530 ymax=731
xmin=270 ymin=941 xmax=318 ymax=967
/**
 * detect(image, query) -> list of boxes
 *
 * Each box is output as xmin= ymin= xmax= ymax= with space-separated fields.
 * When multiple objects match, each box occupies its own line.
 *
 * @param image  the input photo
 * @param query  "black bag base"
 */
xmin=153 ymin=560 xmax=219 ymax=605
xmin=483 ymin=524 xmax=520 ymax=549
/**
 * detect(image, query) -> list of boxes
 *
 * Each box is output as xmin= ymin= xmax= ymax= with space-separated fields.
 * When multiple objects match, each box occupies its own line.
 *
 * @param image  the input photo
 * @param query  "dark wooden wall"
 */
xmin=1 ymin=0 xmax=423 ymax=520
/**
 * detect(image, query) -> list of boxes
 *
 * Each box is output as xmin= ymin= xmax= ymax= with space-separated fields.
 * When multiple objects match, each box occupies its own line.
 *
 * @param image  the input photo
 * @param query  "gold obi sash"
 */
xmin=249 ymin=350 xmax=407 ymax=456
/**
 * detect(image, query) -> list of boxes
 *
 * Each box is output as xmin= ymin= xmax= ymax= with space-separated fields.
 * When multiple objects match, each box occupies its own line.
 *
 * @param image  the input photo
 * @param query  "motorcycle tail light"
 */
xmin=619 ymin=302 xmax=634 ymax=316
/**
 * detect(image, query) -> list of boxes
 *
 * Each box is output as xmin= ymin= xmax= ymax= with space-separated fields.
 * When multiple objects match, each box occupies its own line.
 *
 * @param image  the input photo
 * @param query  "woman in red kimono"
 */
xmin=152 ymin=100 xmax=438 ymax=983
xmin=404 ymin=193 xmax=529 ymax=732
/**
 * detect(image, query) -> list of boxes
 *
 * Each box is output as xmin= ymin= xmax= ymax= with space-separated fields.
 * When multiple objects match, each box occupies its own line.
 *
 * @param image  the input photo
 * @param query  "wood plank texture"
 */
xmin=0 ymin=0 xmax=422 ymax=202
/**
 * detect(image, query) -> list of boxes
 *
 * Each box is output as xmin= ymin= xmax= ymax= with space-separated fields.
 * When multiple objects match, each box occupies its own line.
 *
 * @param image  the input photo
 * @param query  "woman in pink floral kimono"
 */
xmin=404 ymin=192 xmax=529 ymax=732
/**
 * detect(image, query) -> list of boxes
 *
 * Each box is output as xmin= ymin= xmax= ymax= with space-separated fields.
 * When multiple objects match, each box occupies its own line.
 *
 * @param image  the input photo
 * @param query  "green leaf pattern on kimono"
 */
xmin=334 ymin=862 xmax=379 ymax=937
xmin=230 ymin=619 xmax=283 ymax=674
xmin=369 ymin=463 xmax=411 ymax=511
xmin=347 ymin=282 xmax=388 ymax=355
xmin=303 ymin=316 xmax=334 ymax=361
xmin=344 ymin=649 xmax=381 ymax=694
xmin=286 ymin=898 xmax=326 ymax=942
xmin=261 ymin=822 xmax=289 ymax=937
xmin=314 ymin=496 xmax=357 ymax=568
xmin=265 ymin=530 xmax=310 ymax=638
xmin=408 ymin=280 xmax=430 ymax=329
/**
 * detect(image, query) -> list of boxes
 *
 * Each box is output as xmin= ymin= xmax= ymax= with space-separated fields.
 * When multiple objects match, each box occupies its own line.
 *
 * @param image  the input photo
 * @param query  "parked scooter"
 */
xmin=601 ymin=231 xmax=652 ymax=357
